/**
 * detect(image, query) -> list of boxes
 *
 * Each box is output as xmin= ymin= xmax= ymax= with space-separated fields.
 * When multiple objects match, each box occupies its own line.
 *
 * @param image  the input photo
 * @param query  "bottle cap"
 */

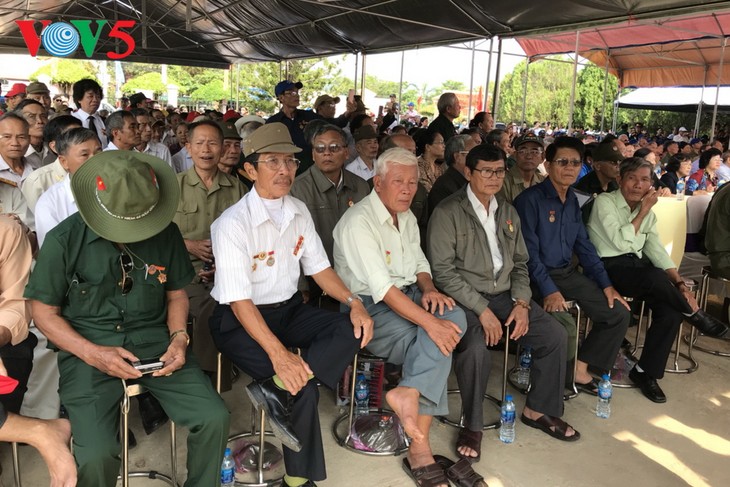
xmin=224 ymin=447 xmax=231 ymax=455
xmin=505 ymin=394 xmax=513 ymax=401
xmin=602 ymin=373 xmax=610 ymax=380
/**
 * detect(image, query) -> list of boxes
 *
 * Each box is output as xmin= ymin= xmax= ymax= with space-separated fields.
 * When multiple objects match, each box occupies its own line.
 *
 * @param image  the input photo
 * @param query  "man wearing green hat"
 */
xmin=210 ymin=122 xmax=372 ymax=487
xmin=25 ymin=150 xmax=230 ymax=487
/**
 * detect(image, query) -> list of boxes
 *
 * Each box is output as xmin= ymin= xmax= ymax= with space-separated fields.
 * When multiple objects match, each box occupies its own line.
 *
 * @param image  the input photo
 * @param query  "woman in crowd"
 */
xmin=687 ymin=148 xmax=723 ymax=194
xmin=468 ymin=111 xmax=493 ymax=144
xmin=660 ymin=154 xmax=693 ymax=194
xmin=415 ymin=129 xmax=445 ymax=192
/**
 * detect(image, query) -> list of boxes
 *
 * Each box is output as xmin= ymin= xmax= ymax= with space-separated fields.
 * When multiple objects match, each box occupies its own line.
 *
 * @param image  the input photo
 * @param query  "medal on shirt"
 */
xmin=348 ymin=197 xmax=354 ymax=207
xmin=266 ymin=251 xmax=275 ymax=266
xmin=385 ymin=250 xmax=392 ymax=265
xmin=252 ymin=263 xmax=258 ymax=272
xmin=506 ymin=219 xmax=514 ymax=233
xmin=256 ymin=251 xmax=266 ymax=261
xmin=548 ymin=210 xmax=556 ymax=223
xmin=293 ymin=235 xmax=304 ymax=256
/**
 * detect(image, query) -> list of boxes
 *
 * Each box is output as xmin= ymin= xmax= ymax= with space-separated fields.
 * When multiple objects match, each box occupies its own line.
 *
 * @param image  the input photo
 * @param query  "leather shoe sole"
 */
xmin=246 ymin=381 xmax=302 ymax=452
xmin=629 ymin=368 xmax=666 ymax=403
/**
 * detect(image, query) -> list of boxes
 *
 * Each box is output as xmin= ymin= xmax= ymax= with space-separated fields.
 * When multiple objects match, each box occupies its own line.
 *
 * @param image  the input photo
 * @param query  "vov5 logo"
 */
xmin=16 ymin=20 xmax=136 ymax=59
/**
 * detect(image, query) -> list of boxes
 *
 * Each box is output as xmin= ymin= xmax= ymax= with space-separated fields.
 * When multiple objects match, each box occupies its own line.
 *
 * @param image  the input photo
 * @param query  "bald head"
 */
xmin=388 ymin=134 xmax=416 ymax=155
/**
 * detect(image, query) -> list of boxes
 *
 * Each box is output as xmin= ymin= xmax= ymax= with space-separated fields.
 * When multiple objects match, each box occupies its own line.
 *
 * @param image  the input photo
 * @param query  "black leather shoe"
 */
xmin=685 ymin=310 xmax=729 ymax=338
xmin=137 ymin=392 xmax=169 ymax=435
xmin=117 ymin=429 xmax=137 ymax=449
xmin=629 ymin=367 xmax=666 ymax=403
xmin=246 ymin=378 xmax=301 ymax=452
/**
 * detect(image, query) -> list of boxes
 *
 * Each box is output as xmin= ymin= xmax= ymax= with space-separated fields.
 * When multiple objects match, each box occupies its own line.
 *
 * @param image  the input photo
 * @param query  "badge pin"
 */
xmin=267 ymin=256 xmax=275 ymax=266
xmin=548 ymin=210 xmax=556 ymax=223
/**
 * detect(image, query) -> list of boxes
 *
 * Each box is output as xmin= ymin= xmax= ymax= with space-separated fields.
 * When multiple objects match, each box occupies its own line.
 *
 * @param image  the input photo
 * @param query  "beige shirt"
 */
xmin=333 ymin=190 xmax=431 ymax=303
xmin=498 ymin=164 xmax=545 ymax=204
xmin=20 ymin=158 xmax=67 ymax=213
xmin=0 ymin=216 xmax=32 ymax=345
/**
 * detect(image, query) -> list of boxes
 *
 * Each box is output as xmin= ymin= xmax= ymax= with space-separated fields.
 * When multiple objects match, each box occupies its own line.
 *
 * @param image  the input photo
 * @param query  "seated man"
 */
xmin=705 ymin=182 xmax=730 ymax=279
xmin=587 ymin=157 xmax=728 ymax=402
xmin=209 ymin=123 xmax=371 ymax=487
xmin=334 ymin=148 xmax=479 ymax=487
xmin=429 ymin=145 xmax=578 ymax=463
xmin=514 ymin=137 xmax=631 ymax=395
xmin=428 ymin=134 xmax=478 ymax=212
xmin=25 ymin=151 xmax=230 ymax=487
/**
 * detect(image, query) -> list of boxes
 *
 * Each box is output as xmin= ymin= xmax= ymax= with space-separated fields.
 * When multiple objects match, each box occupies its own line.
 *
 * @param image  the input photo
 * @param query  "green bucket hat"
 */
xmin=71 ymin=150 xmax=180 ymax=243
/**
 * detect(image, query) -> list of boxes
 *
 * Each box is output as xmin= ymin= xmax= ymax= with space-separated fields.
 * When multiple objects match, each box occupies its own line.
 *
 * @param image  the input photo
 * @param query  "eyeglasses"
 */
xmin=119 ymin=253 xmax=134 ymax=295
xmin=259 ymin=157 xmax=300 ymax=171
xmin=313 ymin=143 xmax=344 ymax=154
xmin=517 ymin=148 xmax=544 ymax=155
xmin=282 ymin=90 xmax=299 ymax=97
xmin=553 ymin=159 xmax=583 ymax=167
xmin=458 ymin=150 xmax=470 ymax=155
xmin=473 ymin=167 xmax=506 ymax=179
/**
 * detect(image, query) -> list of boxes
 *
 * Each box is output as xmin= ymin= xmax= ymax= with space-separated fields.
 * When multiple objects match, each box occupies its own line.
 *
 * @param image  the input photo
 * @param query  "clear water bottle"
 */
xmin=516 ymin=346 xmax=532 ymax=387
xmin=221 ymin=447 xmax=235 ymax=487
xmin=676 ymin=178 xmax=686 ymax=201
xmin=596 ymin=374 xmax=612 ymax=419
xmin=499 ymin=394 xmax=516 ymax=443
xmin=354 ymin=373 xmax=369 ymax=416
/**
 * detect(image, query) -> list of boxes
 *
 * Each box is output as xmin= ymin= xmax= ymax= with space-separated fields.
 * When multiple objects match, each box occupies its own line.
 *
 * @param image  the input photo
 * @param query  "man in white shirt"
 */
xmin=334 ymin=148 xmax=475 ymax=487
xmin=103 ymin=111 xmax=140 ymax=151
xmin=345 ymin=125 xmax=378 ymax=181
xmin=0 ymin=113 xmax=38 ymax=189
xmin=15 ymin=99 xmax=51 ymax=168
xmin=71 ymin=79 xmax=107 ymax=148
xmin=209 ymin=123 xmax=373 ymax=487
xmin=132 ymin=108 xmax=173 ymax=167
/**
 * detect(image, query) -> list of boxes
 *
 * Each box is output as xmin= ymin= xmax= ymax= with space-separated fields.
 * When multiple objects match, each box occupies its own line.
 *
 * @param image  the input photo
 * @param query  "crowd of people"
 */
xmin=1 ymin=76 xmax=730 ymax=487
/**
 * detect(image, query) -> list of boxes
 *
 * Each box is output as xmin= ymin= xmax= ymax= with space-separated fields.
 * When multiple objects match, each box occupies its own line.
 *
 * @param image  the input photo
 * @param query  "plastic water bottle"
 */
xmin=516 ymin=346 xmax=532 ymax=387
xmin=596 ymin=374 xmax=612 ymax=419
xmin=220 ymin=447 xmax=235 ymax=487
xmin=499 ymin=394 xmax=516 ymax=443
xmin=676 ymin=178 xmax=686 ymax=201
xmin=354 ymin=373 xmax=369 ymax=416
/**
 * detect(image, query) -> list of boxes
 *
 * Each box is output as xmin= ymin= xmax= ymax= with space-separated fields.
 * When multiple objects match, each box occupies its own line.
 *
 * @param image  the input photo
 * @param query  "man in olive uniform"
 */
xmin=25 ymin=150 xmax=230 ymax=487
xmin=174 ymin=120 xmax=247 ymax=387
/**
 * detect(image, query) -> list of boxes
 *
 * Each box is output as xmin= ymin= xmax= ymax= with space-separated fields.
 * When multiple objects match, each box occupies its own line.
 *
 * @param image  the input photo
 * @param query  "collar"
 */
xmin=0 ymin=154 xmax=29 ymax=175
xmin=248 ymin=185 xmax=301 ymax=228
xmin=367 ymin=189 xmax=405 ymax=226
xmin=466 ymin=184 xmax=498 ymax=216
xmin=310 ymin=165 xmax=345 ymax=193
xmin=184 ymin=167 xmax=233 ymax=189
xmin=540 ymin=177 xmax=573 ymax=201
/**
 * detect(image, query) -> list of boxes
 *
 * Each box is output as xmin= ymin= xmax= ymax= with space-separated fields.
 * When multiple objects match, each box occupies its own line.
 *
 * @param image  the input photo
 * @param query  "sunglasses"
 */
xmin=119 ymin=253 xmax=134 ymax=295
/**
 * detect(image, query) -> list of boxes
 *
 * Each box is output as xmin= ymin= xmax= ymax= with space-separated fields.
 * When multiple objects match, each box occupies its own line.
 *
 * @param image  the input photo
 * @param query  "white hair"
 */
xmin=374 ymin=147 xmax=418 ymax=178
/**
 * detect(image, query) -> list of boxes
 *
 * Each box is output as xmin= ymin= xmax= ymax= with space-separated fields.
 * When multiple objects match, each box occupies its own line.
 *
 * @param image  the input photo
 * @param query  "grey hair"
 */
xmin=618 ymin=156 xmax=654 ymax=179
xmin=437 ymin=92 xmax=457 ymax=114
xmin=239 ymin=121 xmax=263 ymax=140
xmin=105 ymin=110 xmax=134 ymax=142
xmin=374 ymin=147 xmax=418 ymax=178
xmin=0 ymin=112 xmax=30 ymax=131
xmin=55 ymin=127 xmax=99 ymax=156
xmin=445 ymin=135 xmax=470 ymax=166
xmin=310 ymin=123 xmax=347 ymax=145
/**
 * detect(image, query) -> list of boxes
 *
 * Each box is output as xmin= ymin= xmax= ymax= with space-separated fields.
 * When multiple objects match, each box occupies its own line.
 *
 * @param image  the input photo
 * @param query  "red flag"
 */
xmin=477 ymin=86 xmax=483 ymax=112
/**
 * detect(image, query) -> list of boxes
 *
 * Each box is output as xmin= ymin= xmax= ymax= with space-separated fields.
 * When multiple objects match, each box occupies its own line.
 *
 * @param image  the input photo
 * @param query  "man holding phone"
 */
xmin=25 ymin=151 xmax=230 ymax=487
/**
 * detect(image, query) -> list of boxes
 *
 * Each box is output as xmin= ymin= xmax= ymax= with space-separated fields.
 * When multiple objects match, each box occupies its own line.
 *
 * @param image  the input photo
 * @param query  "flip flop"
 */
xmin=575 ymin=377 xmax=600 ymax=396
xmin=434 ymin=455 xmax=488 ymax=487
xmin=455 ymin=427 xmax=482 ymax=463
xmin=402 ymin=458 xmax=450 ymax=487
xmin=520 ymin=413 xmax=581 ymax=442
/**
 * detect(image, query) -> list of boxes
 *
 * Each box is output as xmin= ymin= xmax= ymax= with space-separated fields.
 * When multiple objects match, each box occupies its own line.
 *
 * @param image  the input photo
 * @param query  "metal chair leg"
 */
xmin=11 ymin=441 xmax=21 ymax=487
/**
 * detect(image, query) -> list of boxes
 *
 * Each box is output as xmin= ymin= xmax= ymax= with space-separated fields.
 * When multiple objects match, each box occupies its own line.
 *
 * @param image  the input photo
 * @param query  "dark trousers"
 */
xmin=542 ymin=266 xmax=631 ymax=371
xmin=454 ymin=293 xmax=567 ymax=432
xmin=0 ymin=333 xmax=38 ymax=414
xmin=209 ymin=293 xmax=359 ymax=482
xmin=602 ymin=255 xmax=691 ymax=379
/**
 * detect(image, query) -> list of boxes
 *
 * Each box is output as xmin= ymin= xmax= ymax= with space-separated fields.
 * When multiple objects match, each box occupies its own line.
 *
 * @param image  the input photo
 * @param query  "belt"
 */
xmin=257 ymin=298 xmax=292 ymax=309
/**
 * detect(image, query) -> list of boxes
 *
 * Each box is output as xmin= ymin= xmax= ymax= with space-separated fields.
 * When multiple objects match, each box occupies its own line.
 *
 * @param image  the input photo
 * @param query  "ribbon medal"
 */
xmin=385 ymin=250 xmax=391 ymax=265
xmin=293 ymin=235 xmax=304 ymax=256
xmin=548 ymin=210 xmax=556 ymax=223
xmin=348 ymin=197 xmax=354 ymax=207
xmin=266 ymin=251 xmax=275 ymax=266
xmin=506 ymin=219 xmax=514 ymax=233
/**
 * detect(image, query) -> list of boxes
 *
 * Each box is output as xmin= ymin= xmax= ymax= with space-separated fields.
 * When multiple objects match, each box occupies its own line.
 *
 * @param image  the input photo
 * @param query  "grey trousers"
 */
xmin=455 ymin=293 xmax=567 ymax=432
xmin=361 ymin=285 xmax=467 ymax=416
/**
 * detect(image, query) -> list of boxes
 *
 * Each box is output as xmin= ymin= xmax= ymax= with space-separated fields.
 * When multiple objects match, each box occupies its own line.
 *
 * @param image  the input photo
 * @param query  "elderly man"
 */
xmin=216 ymin=120 xmax=243 ymax=175
xmin=514 ymin=137 xmax=631 ymax=396
xmin=15 ymin=99 xmax=51 ymax=168
xmin=104 ymin=111 xmax=140 ymax=151
xmin=345 ymin=125 xmax=378 ymax=181
xmin=266 ymin=80 xmax=318 ymax=173
xmin=71 ymin=79 xmax=107 ymax=148
xmin=429 ymin=145 xmax=578 ymax=465
xmin=25 ymin=151 xmax=230 ymax=486
xmin=428 ymin=93 xmax=460 ymax=143
xmin=499 ymin=134 xmax=545 ymax=204
xmin=133 ymin=108 xmax=173 ymax=166
xmin=4 ymin=84 xmax=27 ymax=112
xmin=173 ymin=120 xmax=246 ymax=385
xmin=334 ymin=148 xmax=479 ymax=487
xmin=575 ymin=141 xmax=622 ymax=196
xmin=588 ymin=157 xmax=728 ymax=402
xmin=428 ymin=134 xmax=478 ymax=211
xmin=209 ymin=123 xmax=371 ymax=487
xmin=0 ymin=113 xmax=38 ymax=190
xmin=26 ymin=82 xmax=52 ymax=111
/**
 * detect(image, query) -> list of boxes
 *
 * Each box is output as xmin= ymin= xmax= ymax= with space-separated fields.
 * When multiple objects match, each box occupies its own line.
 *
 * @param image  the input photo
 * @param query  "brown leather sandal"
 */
xmin=402 ymin=458 xmax=450 ymax=487
xmin=455 ymin=427 xmax=483 ymax=463
xmin=435 ymin=455 xmax=488 ymax=487
xmin=520 ymin=413 xmax=581 ymax=442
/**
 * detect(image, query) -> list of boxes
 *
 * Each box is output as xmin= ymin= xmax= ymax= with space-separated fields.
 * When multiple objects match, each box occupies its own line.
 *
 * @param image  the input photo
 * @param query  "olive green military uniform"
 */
xmin=498 ymin=164 xmax=545 ymax=204
xmin=173 ymin=167 xmax=246 ymax=375
xmin=24 ymin=213 xmax=229 ymax=487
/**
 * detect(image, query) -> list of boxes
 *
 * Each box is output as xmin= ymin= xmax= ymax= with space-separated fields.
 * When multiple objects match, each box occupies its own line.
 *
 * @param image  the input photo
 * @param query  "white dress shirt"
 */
xmin=140 ymin=141 xmax=173 ymax=167
xmin=466 ymin=185 xmax=503 ymax=276
xmin=345 ymin=156 xmax=375 ymax=181
xmin=72 ymin=109 xmax=108 ymax=148
xmin=0 ymin=155 xmax=37 ymax=188
xmin=34 ymin=175 xmax=77 ymax=247
xmin=172 ymin=147 xmax=193 ymax=173
xmin=211 ymin=186 xmax=330 ymax=306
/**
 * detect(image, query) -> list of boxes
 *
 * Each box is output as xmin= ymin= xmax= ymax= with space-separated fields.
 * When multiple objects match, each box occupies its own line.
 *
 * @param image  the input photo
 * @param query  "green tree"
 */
xmin=575 ymin=63 xmax=619 ymax=130
xmin=31 ymin=58 xmax=97 ymax=94
xmin=190 ymin=79 xmax=227 ymax=104
xmin=440 ymin=80 xmax=466 ymax=92
xmin=122 ymin=72 xmax=170 ymax=97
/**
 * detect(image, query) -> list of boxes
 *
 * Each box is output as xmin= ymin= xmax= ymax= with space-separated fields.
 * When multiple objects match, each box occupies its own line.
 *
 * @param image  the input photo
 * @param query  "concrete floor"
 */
xmin=2 ymin=331 xmax=729 ymax=487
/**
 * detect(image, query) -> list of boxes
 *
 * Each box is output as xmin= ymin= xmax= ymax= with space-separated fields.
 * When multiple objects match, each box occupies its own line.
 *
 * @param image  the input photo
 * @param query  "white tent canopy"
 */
xmin=616 ymin=87 xmax=730 ymax=113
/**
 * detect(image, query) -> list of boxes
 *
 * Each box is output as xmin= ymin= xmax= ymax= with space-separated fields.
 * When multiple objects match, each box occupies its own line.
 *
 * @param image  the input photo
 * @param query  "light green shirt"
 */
xmin=333 ymin=190 xmax=431 ymax=303
xmin=498 ymin=164 xmax=545 ymax=204
xmin=587 ymin=190 xmax=675 ymax=270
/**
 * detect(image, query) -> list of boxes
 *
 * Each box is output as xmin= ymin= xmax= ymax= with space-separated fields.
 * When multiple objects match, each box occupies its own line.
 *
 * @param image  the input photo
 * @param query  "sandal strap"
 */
xmin=537 ymin=414 xmax=570 ymax=435
xmin=411 ymin=463 xmax=449 ymax=487
xmin=456 ymin=428 xmax=483 ymax=452
xmin=446 ymin=458 xmax=486 ymax=487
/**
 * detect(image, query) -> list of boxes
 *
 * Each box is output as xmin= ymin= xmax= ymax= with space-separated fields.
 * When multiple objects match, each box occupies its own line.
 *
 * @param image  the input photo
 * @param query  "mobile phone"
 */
xmin=130 ymin=358 xmax=164 ymax=374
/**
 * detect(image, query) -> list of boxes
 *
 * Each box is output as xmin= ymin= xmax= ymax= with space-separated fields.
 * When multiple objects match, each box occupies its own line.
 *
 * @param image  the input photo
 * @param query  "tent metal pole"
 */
xmin=492 ymin=37 xmax=503 ymax=119
xmin=612 ymin=93 xmax=619 ymax=133
xmin=520 ymin=60 xmax=529 ymax=130
xmin=485 ymin=37 xmax=494 ymax=113
xmin=710 ymin=38 xmax=727 ymax=138
xmin=567 ymin=31 xmax=580 ymax=133
xmin=695 ymin=69 xmax=707 ymax=137
xmin=353 ymin=53 xmax=359 ymax=91
xmin=398 ymin=50 xmax=405 ymax=121
xmin=468 ymin=40 xmax=476 ymax=122
xmin=600 ymin=50 xmax=610 ymax=133
xmin=360 ymin=53 xmax=367 ymax=96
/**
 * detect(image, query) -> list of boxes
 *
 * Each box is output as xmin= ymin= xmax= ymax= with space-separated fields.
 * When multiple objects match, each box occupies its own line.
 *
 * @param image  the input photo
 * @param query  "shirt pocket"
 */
xmin=176 ymin=201 xmax=198 ymax=236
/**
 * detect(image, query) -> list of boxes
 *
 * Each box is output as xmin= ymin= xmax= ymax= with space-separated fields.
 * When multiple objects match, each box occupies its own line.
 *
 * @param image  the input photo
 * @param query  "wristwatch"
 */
xmin=169 ymin=329 xmax=190 ymax=346
xmin=346 ymin=294 xmax=363 ymax=307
